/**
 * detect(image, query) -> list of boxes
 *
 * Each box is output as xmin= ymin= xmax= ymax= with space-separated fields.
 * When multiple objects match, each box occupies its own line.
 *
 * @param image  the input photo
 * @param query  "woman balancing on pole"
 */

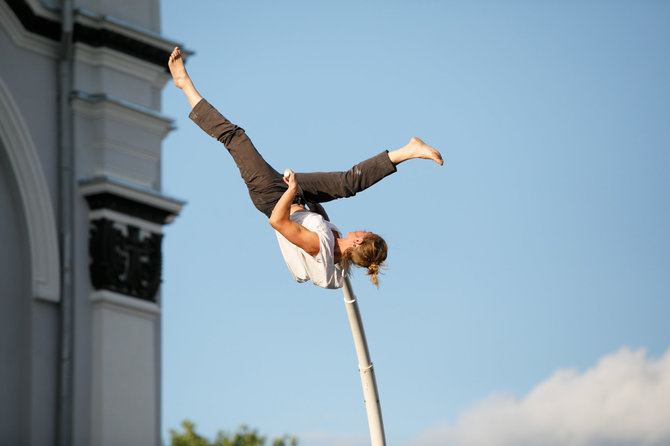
xmin=168 ymin=47 xmax=443 ymax=289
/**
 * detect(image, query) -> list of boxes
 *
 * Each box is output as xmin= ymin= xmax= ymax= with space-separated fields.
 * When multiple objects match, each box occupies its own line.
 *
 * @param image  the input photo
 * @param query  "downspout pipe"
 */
xmin=57 ymin=0 xmax=74 ymax=444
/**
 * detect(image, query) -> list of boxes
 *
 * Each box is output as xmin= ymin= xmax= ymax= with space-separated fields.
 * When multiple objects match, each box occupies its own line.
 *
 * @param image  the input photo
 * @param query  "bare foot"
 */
xmin=168 ymin=47 xmax=191 ymax=90
xmin=407 ymin=137 xmax=443 ymax=165
xmin=168 ymin=47 xmax=203 ymax=108
xmin=389 ymin=137 xmax=443 ymax=165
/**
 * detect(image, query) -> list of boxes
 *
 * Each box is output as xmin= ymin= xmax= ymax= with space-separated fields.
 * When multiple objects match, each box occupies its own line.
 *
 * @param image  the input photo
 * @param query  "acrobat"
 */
xmin=168 ymin=47 xmax=443 ymax=289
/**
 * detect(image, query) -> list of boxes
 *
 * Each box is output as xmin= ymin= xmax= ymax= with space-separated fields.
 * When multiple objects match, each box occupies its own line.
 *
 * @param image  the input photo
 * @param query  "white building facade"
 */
xmin=0 ymin=0 xmax=184 ymax=444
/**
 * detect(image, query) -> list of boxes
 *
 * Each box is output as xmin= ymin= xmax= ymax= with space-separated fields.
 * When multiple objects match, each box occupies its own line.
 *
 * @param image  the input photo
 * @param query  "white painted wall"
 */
xmin=1 ymin=0 xmax=182 ymax=444
xmin=0 ymin=141 xmax=31 ymax=445
xmin=91 ymin=291 xmax=161 ymax=446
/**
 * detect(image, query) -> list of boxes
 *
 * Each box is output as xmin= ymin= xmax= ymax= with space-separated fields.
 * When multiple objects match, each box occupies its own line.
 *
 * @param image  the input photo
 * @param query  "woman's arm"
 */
xmin=268 ymin=170 xmax=320 ymax=256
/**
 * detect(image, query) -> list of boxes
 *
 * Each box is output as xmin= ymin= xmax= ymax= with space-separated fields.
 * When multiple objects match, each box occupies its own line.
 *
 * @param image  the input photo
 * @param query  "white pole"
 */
xmin=342 ymin=277 xmax=386 ymax=446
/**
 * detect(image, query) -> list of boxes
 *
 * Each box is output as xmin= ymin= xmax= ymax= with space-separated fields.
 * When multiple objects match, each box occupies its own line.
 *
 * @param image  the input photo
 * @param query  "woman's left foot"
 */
xmin=168 ymin=47 xmax=191 ymax=90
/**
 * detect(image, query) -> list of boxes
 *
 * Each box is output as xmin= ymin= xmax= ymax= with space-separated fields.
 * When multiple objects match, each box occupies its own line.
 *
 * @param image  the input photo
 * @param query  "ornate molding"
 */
xmin=3 ymin=0 xmax=191 ymax=68
xmin=86 ymin=193 xmax=174 ymax=226
xmin=81 ymin=177 xmax=184 ymax=302
xmin=0 ymin=78 xmax=60 ymax=301
xmin=74 ymin=44 xmax=172 ymax=89
xmin=71 ymin=92 xmax=175 ymax=138
xmin=0 ymin=0 xmax=59 ymax=59
xmin=90 ymin=289 xmax=161 ymax=317
xmin=89 ymin=218 xmax=162 ymax=301
xmin=80 ymin=176 xmax=184 ymax=223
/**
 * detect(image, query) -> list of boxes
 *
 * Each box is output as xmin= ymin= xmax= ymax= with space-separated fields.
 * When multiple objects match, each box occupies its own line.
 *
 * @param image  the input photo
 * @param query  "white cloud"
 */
xmin=409 ymin=346 xmax=670 ymax=446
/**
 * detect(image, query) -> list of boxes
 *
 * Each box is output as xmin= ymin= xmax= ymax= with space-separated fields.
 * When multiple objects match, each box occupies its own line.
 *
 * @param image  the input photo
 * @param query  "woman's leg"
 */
xmin=296 ymin=138 xmax=443 ymax=204
xmin=169 ymin=48 xmax=285 ymax=217
xmin=169 ymin=47 xmax=443 ymax=214
xmin=189 ymin=100 xmax=286 ymax=216
xmin=296 ymin=151 xmax=397 ymax=204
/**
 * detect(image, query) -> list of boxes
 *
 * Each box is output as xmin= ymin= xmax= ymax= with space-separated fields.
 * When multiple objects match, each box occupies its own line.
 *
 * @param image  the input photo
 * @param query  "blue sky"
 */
xmin=160 ymin=2 xmax=670 ymax=445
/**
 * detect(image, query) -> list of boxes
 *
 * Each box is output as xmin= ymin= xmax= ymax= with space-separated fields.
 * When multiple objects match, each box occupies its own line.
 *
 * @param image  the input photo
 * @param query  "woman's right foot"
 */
xmin=389 ymin=137 xmax=443 ymax=166
xmin=168 ymin=47 xmax=191 ymax=90
xmin=406 ymin=137 xmax=443 ymax=165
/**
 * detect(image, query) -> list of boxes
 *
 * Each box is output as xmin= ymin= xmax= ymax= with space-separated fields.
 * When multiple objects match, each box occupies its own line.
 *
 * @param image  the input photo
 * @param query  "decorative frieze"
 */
xmin=81 ymin=176 xmax=184 ymax=302
xmin=89 ymin=218 xmax=162 ymax=301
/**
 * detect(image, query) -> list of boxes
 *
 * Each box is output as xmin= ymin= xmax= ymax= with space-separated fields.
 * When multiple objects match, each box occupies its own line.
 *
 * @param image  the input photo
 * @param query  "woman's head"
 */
xmin=341 ymin=232 xmax=388 ymax=287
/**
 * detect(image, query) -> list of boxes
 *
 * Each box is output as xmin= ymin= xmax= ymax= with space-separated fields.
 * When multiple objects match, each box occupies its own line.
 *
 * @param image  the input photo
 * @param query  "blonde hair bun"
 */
xmin=340 ymin=233 xmax=388 ymax=288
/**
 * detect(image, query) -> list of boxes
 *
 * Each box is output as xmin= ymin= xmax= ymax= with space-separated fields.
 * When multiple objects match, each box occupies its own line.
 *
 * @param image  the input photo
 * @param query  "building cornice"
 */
xmin=79 ymin=176 xmax=185 ymax=224
xmin=90 ymin=289 xmax=161 ymax=317
xmin=71 ymin=91 xmax=175 ymax=137
xmin=4 ymin=0 xmax=192 ymax=69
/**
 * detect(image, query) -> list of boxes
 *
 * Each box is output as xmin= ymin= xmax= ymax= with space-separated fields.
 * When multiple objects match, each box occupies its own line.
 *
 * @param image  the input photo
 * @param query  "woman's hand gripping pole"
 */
xmin=268 ymin=170 xmax=321 ymax=256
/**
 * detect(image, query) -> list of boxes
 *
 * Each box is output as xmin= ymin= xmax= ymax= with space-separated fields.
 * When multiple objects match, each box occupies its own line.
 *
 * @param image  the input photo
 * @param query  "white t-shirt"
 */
xmin=275 ymin=211 xmax=345 ymax=289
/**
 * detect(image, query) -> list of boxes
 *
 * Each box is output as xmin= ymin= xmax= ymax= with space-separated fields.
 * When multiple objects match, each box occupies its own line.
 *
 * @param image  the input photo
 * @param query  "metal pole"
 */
xmin=304 ymin=202 xmax=386 ymax=445
xmin=342 ymin=277 xmax=386 ymax=446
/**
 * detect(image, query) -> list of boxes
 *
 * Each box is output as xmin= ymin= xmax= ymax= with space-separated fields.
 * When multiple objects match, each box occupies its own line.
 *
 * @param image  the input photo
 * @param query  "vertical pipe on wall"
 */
xmin=342 ymin=277 xmax=387 ymax=446
xmin=57 ymin=0 xmax=74 ymax=444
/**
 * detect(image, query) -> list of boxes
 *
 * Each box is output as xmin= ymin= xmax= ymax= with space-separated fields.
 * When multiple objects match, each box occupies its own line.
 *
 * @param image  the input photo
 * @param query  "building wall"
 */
xmin=0 ymin=9 xmax=61 ymax=439
xmin=0 ymin=142 xmax=32 ymax=445
xmin=0 ymin=0 xmax=185 ymax=444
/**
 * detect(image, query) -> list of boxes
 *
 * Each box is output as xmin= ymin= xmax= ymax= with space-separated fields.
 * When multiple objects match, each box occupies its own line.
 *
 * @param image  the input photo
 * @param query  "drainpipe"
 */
xmin=57 ymin=0 xmax=74 ymax=445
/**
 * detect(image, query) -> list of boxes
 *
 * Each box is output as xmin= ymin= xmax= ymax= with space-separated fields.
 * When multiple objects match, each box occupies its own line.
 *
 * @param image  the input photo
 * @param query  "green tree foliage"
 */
xmin=170 ymin=420 xmax=298 ymax=446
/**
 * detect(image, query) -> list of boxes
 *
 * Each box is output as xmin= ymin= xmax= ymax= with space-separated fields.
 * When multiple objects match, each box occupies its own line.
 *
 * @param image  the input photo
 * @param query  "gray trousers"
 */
xmin=189 ymin=99 xmax=397 ymax=218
